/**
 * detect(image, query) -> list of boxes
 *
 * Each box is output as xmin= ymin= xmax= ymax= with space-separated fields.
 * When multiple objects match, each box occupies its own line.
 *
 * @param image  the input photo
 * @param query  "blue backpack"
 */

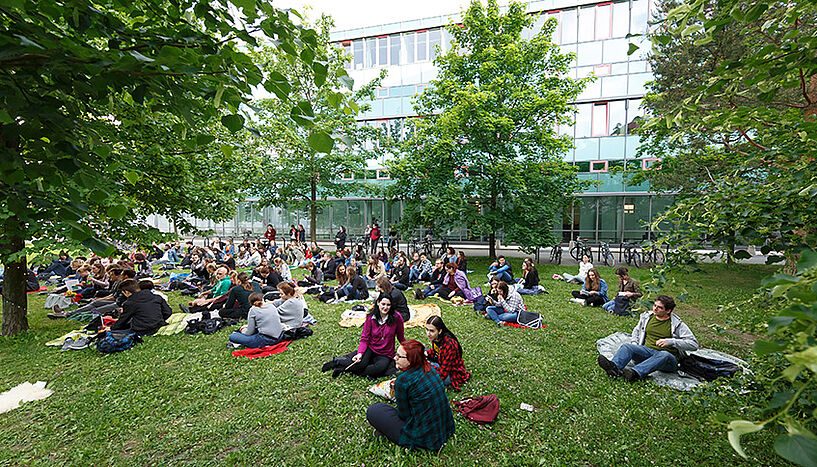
xmin=96 ymin=330 xmax=142 ymax=354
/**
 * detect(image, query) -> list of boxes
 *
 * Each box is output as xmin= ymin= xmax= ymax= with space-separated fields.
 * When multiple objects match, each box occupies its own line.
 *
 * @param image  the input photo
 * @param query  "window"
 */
xmin=547 ymin=11 xmax=561 ymax=43
xmin=377 ymin=170 xmax=391 ymax=180
xmin=378 ymin=36 xmax=388 ymax=66
xmin=390 ymin=119 xmax=403 ymax=141
xmin=577 ymin=42 xmax=602 ymax=66
xmin=595 ymin=3 xmax=612 ymax=40
xmin=590 ymin=160 xmax=609 ymax=173
xmin=342 ymin=41 xmax=352 ymax=69
xmin=365 ymin=38 xmax=377 ymax=67
xmin=642 ymin=158 xmax=661 ymax=170
xmin=592 ymin=103 xmax=608 ymax=137
xmin=612 ymin=2 xmax=630 ymax=38
xmin=404 ymin=32 xmax=415 ymax=63
xmin=454 ymin=166 xmax=469 ymax=178
xmin=631 ymin=0 xmax=648 ymax=35
xmin=365 ymin=170 xmax=378 ymax=180
xmin=415 ymin=83 xmax=428 ymax=94
xmin=594 ymin=64 xmax=611 ymax=76
xmin=390 ymin=34 xmax=401 ymax=65
xmin=416 ymin=30 xmax=428 ymax=61
xmin=341 ymin=172 xmax=354 ymax=180
xmin=578 ymin=6 xmax=595 ymax=42
xmin=353 ymin=40 xmax=364 ymax=69
xmin=562 ymin=9 xmax=578 ymax=44
xmin=575 ymin=104 xmax=592 ymax=138
xmin=608 ymin=100 xmax=626 ymax=136
xmin=376 ymin=87 xmax=389 ymax=98
xmin=429 ymin=28 xmax=442 ymax=58
xmin=576 ymin=161 xmax=591 ymax=172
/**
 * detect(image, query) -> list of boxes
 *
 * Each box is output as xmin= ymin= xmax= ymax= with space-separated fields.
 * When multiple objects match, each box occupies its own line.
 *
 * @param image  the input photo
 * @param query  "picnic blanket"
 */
xmin=155 ymin=313 xmax=190 ymax=335
xmin=596 ymin=332 xmax=750 ymax=391
xmin=501 ymin=321 xmax=546 ymax=330
xmin=46 ymin=330 xmax=97 ymax=347
xmin=27 ymin=286 xmax=48 ymax=294
xmin=44 ymin=293 xmax=73 ymax=310
xmin=232 ymin=340 xmax=291 ymax=359
xmin=339 ymin=304 xmax=442 ymax=329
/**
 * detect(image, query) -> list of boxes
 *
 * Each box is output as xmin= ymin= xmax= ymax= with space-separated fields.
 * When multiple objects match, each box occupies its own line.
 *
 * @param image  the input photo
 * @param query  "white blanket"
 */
xmin=0 ymin=381 xmax=53 ymax=414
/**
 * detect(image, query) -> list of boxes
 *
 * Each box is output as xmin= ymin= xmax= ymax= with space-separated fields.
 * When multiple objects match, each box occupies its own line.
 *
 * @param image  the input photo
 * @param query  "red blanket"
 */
xmin=27 ymin=286 xmax=48 ymax=294
xmin=232 ymin=341 xmax=291 ymax=359
xmin=501 ymin=322 xmax=546 ymax=330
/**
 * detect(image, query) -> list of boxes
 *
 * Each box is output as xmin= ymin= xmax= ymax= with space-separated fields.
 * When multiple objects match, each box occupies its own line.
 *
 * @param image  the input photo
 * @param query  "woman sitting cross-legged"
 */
xmin=517 ymin=258 xmax=545 ymax=295
xmin=322 ymin=295 xmax=405 ymax=379
xmin=570 ymin=267 xmax=608 ymax=307
xmin=484 ymin=281 xmax=525 ymax=325
xmin=424 ymin=316 xmax=471 ymax=389
xmin=366 ymin=339 xmax=456 ymax=450
xmin=270 ymin=282 xmax=306 ymax=330
xmin=227 ymin=293 xmax=284 ymax=348
xmin=218 ymin=272 xmax=262 ymax=320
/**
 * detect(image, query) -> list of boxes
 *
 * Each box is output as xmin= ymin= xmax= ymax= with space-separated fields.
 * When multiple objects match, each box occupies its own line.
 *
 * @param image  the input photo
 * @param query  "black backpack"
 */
xmin=612 ymin=296 xmax=631 ymax=316
xmin=680 ymin=354 xmax=741 ymax=382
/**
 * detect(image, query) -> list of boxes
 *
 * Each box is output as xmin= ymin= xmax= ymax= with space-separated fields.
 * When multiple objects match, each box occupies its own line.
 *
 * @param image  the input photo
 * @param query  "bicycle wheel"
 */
xmin=569 ymin=246 xmax=581 ymax=262
xmin=603 ymin=251 xmax=615 ymax=267
xmin=652 ymin=249 xmax=665 ymax=265
xmin=583 ymin=246 xmax=593 ymax=260
xmin=556 ymin=247 xmax=562 ymax=265
xmin=631 ymin=251 xmax=641 ymax=268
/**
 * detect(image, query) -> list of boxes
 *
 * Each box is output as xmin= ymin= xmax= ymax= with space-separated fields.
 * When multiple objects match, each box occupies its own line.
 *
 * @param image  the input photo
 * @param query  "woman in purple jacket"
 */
xmin=439 ymin=263 xmax=471 ymax=301
xmin=322 ymin=296 xmax=406 ymax=379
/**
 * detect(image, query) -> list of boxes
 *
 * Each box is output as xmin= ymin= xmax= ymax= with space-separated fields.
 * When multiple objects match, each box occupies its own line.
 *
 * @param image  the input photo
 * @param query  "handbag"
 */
xmin=516 ymin=307 xmax=542 ymax=329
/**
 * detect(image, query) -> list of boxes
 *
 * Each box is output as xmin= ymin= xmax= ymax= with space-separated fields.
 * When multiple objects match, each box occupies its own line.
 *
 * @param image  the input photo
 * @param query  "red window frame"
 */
xmin=377 ymin=169 xmax=391 ymax=180
xmin=376 ymin=87 xmax=389 ymax=98
xmin=591 ymin=102 xmax=609 ymax=137
xmin=546 ymin=10 xmax=562 ymax=44
xmin=642 ymin=158 xmax=661 ymax=170
xmin=594 ymin=64 xmax=611 ymax=76
xmin=595 ymin=2 xmax=613 ymax=40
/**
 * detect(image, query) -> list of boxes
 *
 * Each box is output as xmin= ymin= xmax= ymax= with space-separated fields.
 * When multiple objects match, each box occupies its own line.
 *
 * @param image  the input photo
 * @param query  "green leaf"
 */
xmin=754 ymin=339 xmax=786 ymax=355
xmin=82 ymin=237 xmax=116 ymax=256
xmin=0 ymin=109 xmax=12 ymax=124
xmin=221 ymin=145 xmax=234 ymax=157
xmin=797 ymin=250 xmax=817 ymax=273
xmin=124 ymin=171 xmax=140 ymax=184
xmin=774 ymin=435 xmax=817 ymax=467
xmin=221 ymin=114 xmax=245 ymax=133
xmin=106 ymin=204 xmax=127 ymax=219
xmin=196 ymin=134 xmax=215 ymax=146
xmin=290 ymin=100 xmax=315 ymax=127
xmin=734 ymin=250 xmax=752 ymax=259
xmin=214 ymin=85 xmax=224 ymax=108
xmin=308 ymin=130 xmax=334 ymax=154
xmin=264 ymin=71 xmax=292 ymax=100
xmin=627 ymin=43 xmax=639 ymax=56
xmin=785 ymin=347 xmax=817 ymax=373
xmin=727 ymin=420 xmax=765 ymax=459
xmin=337 ymin=73 xmax=354 ymax=90
xmin=769 ymin=316 xmax=796 ymax=333
xmin=129 ymin=50 xmax=154 ymax=62
xmin=311 ymin=60 xmax=328 ymax=87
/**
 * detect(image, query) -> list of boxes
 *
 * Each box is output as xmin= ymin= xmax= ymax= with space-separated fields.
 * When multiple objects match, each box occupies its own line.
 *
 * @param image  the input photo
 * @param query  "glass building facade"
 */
xmin=148 ymin=0 xmax=670 ymax=243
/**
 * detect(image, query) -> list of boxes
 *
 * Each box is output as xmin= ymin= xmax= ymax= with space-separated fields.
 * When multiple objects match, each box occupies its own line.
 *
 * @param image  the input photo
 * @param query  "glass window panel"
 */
xmin=578 ymin=78 xmax=601 ymax=100
xmin=574 ymin=137 xmax=600 ymax=160
xmin=343 ymin=44 xmax=352 ymax=69
xmin=348 ymin=200 xmax=364 ymax=235
xmin=417 ymin=30 xmax=428 ymax=61
xmin=578 ymin=7 xmax=595 ymax=42
xmin=443 ymin=28 xmax=454 ymax=51
xmin=603 ymin=38 xmax=629 ymax=63
xmin=369 ymin=98 xmax=383 ymax=117
xmin=598 ymin=195 xmax=622 ymax=238
xmin=532 ymin=12 xmax=550 ymax=39
xmin=366 ymin=38 xmax=377 ymax=67
xmin=598 ymin=172 xmax=624 ymax=192
xmin=592 ymin=103 xmax=608 ymax=136
xmin=576 ymin=161 xmax=591 ymax=172
xmin=629 ymin=59 xmax=648 ymax=73
xmin=390 ymin=34 xmax=401 ymax=65
xmin=611 ymin=62 xmax=628 ymax=75
xmin=383 ymin=97 xmax=401 ymax=116
xmin=599 ymin=137 xmax=626 ymax=158
xmin=596 ymin=4 xmax=612 ymax=40
xmin=650 ymin=195 xmax=675 ymax=234
xmin=628 ymin=72 xmax=651 ymax=95
xmin=378 ymin=36 xmax=388 ymax=66
xmin=353 ymin=40 xmax=364 ymax=69
xmin=562 ymin=9 xmax=578 ymax=44
xmin=602 ymin=74 xmax=628 ymax=98
xmin=624 ymin=135 xmax=641 ymax=157
xmin=575 ymin=103 xmax=592 ymax=138
xmin=577 ymin=42 xmax=602 ymax=66
xmin=578 ymin=173 xmax=598 ymax=192
xmin=631 ymin=0 xmax=648 ymax=35
xmin=608 ymin=100 xmax=626 ymax=135
xmin=404 ymin=33 xmax=415 ymax=63
xmin=331 ymin=201 xmax=348 ymax=231
xmin=390 ymin=119 xmax=403 ymax=141
xmin=612 ymin=2 xmax=630 ymax=37
xmin=623 ymin=196 xmax=650 ymax=234
xmin=429 ymin=28 xmax=442 ymax=58
xmin=579 ymin=197 xmax=597 ymax=233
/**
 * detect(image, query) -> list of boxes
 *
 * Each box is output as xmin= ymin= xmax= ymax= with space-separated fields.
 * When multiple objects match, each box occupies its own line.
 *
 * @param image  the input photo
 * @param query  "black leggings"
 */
xmin=219 ymin=307 xmax=248 ymax=320
xmin=571 ymin=291 xmax=606 ymax=307
xmin=439 ymin=288 xmax=465 ymax=300
xmin=334 ymin=349 xmax=396 ymax=379
xmin=367 ymin=402 xmax=405 ymax=445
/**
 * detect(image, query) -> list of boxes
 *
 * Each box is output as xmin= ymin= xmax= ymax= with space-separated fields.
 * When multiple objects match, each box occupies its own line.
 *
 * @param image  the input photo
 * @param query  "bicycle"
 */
xmin=598 ymin=241 xmax=616 ymax=267
xmin=436 ymin=237 xmax=450 ymax=259
xmin=641 ymin=242 xmax=665 ymax=266
xmin=549 ymin=244 xmax=562 ymax=264
xmin=620 ymin=242 xmax=641 ymax=268
xmin=569 ymin=237 xmax=593 ymax=262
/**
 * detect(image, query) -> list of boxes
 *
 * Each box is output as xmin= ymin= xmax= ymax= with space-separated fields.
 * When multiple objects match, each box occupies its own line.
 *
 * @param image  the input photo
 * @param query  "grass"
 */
xmin=0 ymin=258 xmax=786 ymax=465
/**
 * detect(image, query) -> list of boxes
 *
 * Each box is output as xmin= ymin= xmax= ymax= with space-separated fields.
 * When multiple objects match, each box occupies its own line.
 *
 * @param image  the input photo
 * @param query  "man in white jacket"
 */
xmin=597 ymin=295 xmax=698 ymax=382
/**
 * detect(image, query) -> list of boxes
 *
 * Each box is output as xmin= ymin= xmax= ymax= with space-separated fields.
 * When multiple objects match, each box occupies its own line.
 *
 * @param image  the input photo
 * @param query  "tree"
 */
xmin=250 ymin=15 xmax=383 ymax=243
xmin=0 ymin=0 xmax=337 ymax=335
xmin=387 ymin=0 xmax=589 ymax=257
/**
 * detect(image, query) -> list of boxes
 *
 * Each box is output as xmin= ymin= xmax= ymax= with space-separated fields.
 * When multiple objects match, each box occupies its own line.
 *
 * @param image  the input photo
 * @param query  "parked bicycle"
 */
xmin=620 ymin=241 xmax=641 ymax=268
xmin=436 ymin=237 xmax=450 ymax=259
xmin=549 ymin=244 xmax=563 ymax=265
xmin=598 ymin=241 xmax=616 ymax=267
xmin=570 ymin=237 xmax=593 ymax=262
xmin=641 ymin=241 xmax=665 ymax=266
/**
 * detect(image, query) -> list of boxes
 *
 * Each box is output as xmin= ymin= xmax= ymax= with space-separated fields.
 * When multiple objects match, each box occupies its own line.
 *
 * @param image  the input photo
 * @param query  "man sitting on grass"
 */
xmin=597 ymin=295 xmax=698 ymax=382
xmin=110 ymin=279 xmax=172 ymax=337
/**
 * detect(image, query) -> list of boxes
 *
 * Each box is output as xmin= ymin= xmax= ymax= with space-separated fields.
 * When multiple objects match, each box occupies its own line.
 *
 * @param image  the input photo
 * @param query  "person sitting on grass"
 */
xmin=273 ymin=257 xmax=292 ymax=284
xmin=218 ymin=272 xmax=262 ymax=320
xmin=337 ymin=267 xmax=369 ymax=302
xmin=322 ymin=295 xmax=405 ymax=379
xmin=227 ymin=293 xmax=284 ymax=349
xmin=517 ymin=258 xmax=545 ymax=295
xmin=182 ymin=266 xmax=231 ymax=313
xmin=486 ymin=255 xmax=512 ymax=284
xmin=414 ymin=258 xmax=446 ymax=299
xmin=455 ymin=251 xmax=468 ymax=273
xmin=440 ymin=263 xmax=470 ymax=301
xmin=49 ymin=267 xmax=125 ymax=319
xmin=366 ymin=339 xmax=455 ymax=451
xmin=269 ymin=282 xmax=306 ymax=330
xmin=296 ymin=261 xmax=323 ymax=287
xmin=365 ymin=254 xmax=387 ymax=289
xmin=425 ymin=316 xmax=470 ymax=389
xmin=556 ymin=254 xmax=593 ymax=284
xmin=484 ymin=281 xmax=525 ymax=326
xmin=376 ymin=276 xmax=410 ymax=322
xmin=409 ymin=252 xmax=432 ymax=284
xmin=570 ymin=268 xmax=608 ymax=307
xmin=252 ymin=265 xmax=282 ymax=293
xmin=388 ymin=255 xmax=411 ymax=291
xmin=602 ymin=267 xmax=643 ymax=314
xmin=109 ymin=279 xmax=172 ymax=337
xmin=597 ymin=295 xmax=698 ymax=382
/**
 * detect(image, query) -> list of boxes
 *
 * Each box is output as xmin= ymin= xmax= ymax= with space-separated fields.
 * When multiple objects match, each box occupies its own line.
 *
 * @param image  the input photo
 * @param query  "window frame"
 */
xmin=377 ymin=35 xmax=388 ymax=66
xmin=591 ymin=102 xmax=609 ymax=137
xmin=595 ymin=3 xmax=613 ymax=40
xmin=376 ymin=87 xmax=389 ymax=99
xmin=341 ymin=172 xmax=355 ymax=181
xmin=590 ymin=160 xmax=609 ymax=173
xmin=594 ymin=64 xmax=611 ymax=76
xmin=642 ymin=158 xmax=661 ymax=170
xmin=377 ymin=169 xmax=391 ymax=180
xmin=546 ymin=10 xmax=562 ymax=44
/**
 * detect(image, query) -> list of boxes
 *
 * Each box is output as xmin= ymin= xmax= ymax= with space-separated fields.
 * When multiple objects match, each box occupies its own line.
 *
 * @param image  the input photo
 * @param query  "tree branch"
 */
xmin=799 ymin=68 xmax=813 ymax=106
xmin=736 ymin=127 xmax=767 ymax=151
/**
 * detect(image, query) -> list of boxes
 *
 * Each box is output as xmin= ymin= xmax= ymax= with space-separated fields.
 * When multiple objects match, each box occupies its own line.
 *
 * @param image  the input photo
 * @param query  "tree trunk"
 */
xmin=1 ymin=234 xmax=29 ymax=336
xmin=310 ymin=178 xmax=317 ymax=244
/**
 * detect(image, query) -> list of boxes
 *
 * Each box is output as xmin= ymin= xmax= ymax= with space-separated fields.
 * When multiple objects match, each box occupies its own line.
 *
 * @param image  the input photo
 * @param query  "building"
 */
xmin=149 ymin=0 xmax=671 ymax=244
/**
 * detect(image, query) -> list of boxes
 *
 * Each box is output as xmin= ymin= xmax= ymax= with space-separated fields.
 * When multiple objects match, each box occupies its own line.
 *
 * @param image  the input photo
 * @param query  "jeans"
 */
xmin=366 ymin=403 xmax=405 ymax=445
xmin=485 ymin=305 xmax=517 ymax=324
xmin=562 ymin=273 xmax=585 ymax=284
xmin=392 ymin=282 xmax=408 ymax=291
xmin=602 ymin=300 xmax=615 ymax=312
xmin=489 ymin=271 xmax=512 ymax=283
xmin=67 ymin=300 xmax=119 ymax=317
xmin=518 ymin=287 xmax=542 ymax=295
xmin=228 ymin=331 xmax=281 ymax=348
xmin=422 ymin=284 xmax=442 ymax=298
xmin=341 ymin=284 xmax=360 ymax=300
xmin=409 ymin=268 xmax=421 ymax=283
xmin=429 ymin=362 xmax=452 ymax=386
xmin=611 ymin=343 xmax=679 ymax=378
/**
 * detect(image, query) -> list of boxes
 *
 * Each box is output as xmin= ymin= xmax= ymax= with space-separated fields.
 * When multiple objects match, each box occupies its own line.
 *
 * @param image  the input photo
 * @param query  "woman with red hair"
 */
xmin=366 ymin=340 xmax=456 ymax=450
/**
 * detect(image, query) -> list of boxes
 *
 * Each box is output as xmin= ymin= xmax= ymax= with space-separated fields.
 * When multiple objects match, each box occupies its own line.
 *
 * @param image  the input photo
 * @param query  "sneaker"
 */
xmin=579 ymin=299 xmax=587 ymax=306
xmin=63 ymin=336 xmax=90 ymax=351
xmin=622 ymin=368 xmax=640 ymax=382
xmin=597 ymin=354 xmax=621 ymax=378
xmin=226 ymin=342 xmax=242 ymax=349
xmin=569 ymin=298 xmax=581 ymax=304
xmin=496 ymin=320 xmax=504 ymax=327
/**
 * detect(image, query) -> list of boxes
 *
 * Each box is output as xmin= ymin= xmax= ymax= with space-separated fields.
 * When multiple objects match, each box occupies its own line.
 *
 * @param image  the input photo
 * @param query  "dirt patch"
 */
xmin=120 ymin=439 xmax=139 ymax=458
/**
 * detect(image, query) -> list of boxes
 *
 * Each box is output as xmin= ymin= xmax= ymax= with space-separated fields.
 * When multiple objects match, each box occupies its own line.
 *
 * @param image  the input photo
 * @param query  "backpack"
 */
xmin=516 ymin=307 xmax=542 ymax=329
xmin=185 ymin=318 xmax=234 ymax=335
xmin=680 ymin=354 xmax=741 ymax=382
xmin=452 ymin=395 xmax=499 ymax=425
xmin=96 ymin=330 xmax=142 ymax=354
xmin=612 ymin=295 xmax=631 ymax=316
xmin=281 ymin=326 xmax=314 ymax=341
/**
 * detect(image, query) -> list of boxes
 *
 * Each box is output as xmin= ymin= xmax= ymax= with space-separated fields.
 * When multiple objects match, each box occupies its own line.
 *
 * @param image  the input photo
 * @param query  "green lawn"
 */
xmin=0 ymin=259 xmax=785 ymax=465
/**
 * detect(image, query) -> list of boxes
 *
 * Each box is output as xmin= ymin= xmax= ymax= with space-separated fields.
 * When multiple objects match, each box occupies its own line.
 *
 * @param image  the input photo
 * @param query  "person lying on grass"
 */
xmin=424 ymin=316 xmax=470 ymax=390
xmin=366 ymin=339 xmax=455 ymax=450
xmin=597 ymin=295 xmax=699 ymax=382
xmin=484 ymin=281 xmax=525 ymax=326
xmin=227 ymin=292 xmax=284 ymax=349
xmin=322 ymin=295 xmax=405 ymax=379
xmin=570 ymin=268 xmax=608 ymax=307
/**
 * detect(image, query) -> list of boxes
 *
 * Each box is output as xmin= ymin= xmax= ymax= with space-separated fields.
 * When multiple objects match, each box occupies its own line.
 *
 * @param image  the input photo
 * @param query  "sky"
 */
xmin=272 ymin=0 xmax=495 ymax=30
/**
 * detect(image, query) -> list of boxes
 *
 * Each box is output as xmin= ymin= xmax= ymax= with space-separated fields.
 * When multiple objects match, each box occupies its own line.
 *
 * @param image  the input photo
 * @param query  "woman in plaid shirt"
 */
xmin=425 ymin=316 xmax=471 ymax=390
xmin=366 ymin=340 xmax=456 ymax=450
xmin=484 ymin=281 xmax=526 ymax=325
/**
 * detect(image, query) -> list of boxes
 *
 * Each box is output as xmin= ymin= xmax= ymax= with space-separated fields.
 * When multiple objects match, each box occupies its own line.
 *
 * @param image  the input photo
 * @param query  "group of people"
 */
xmin=557 ymin=255 xmax=643 ymax=315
